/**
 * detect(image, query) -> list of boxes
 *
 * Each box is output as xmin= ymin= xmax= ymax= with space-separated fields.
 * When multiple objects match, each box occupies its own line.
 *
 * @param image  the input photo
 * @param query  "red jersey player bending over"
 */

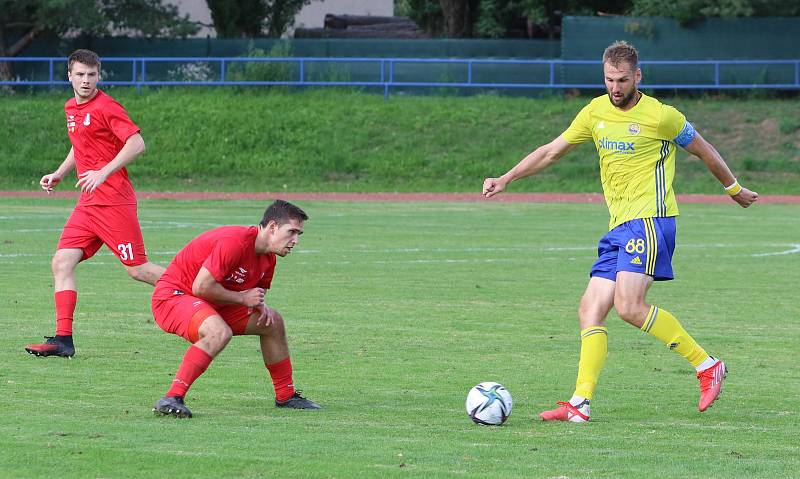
xmin=25 ymin=49 xmax=165 ymax=358
xmin=152 ymin=200 xmax=320 ymax=418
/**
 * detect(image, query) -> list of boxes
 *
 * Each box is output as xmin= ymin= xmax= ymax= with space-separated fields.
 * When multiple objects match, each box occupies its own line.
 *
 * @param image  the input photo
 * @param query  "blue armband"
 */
xmin=673 ymin=121 xmax=696 ymax=147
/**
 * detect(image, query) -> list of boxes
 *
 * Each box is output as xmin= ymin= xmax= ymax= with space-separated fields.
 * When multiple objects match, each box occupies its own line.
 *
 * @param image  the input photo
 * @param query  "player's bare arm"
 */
xmin=682 ymin=132 xmax=759 ymax=208
xmin=76 ymin=133 xmax=145 ymax=194
xmin=192 ymin=266 xmax=269 ymax=325
xmin=483 ymin=136 xmax=577 ymax=198
xmin=40 ymin=147 xmax=76 ymax=193
xmin=192 ymin=266 xmax=265 ymax=306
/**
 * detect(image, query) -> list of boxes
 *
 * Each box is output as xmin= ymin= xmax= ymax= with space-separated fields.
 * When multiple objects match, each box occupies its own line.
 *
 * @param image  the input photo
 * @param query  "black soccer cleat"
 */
xmin=25 ymin=336 xmax=75 ymax=358
xmin=153 ymin=396 xmax=193 ymax=418
xmin=275 ymin=391 xmax=321 ymax=410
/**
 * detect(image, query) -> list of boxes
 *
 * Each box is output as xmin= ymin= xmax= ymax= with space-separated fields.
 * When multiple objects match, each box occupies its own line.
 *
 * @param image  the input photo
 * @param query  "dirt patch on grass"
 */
xmin=760 ymin=118 xmax=780 ymax=136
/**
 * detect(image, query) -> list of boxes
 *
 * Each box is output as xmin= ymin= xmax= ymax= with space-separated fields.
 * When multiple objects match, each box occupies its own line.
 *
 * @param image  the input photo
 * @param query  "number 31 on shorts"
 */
xmin=625 ymin=238 xmax=645 ymax=254
xmin=117 ymin=242 xmax=134 ymax=260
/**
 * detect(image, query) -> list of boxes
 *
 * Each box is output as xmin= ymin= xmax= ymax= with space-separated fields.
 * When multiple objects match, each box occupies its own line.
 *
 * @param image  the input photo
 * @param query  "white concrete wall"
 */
xmin=168 ymin=0 xmax=394 ymax=37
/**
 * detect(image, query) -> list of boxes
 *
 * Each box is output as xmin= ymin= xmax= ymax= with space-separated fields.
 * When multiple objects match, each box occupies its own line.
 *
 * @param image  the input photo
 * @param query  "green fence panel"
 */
xmin=562 ymin=16 xmax=800 ymax=86
xmin=563 ymin=16 xmax=800 ymax=60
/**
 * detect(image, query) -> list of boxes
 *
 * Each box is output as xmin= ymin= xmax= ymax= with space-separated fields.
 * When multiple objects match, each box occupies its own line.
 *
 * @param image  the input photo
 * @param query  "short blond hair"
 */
xmin=603 ymin=41 xmax=638 ymax=70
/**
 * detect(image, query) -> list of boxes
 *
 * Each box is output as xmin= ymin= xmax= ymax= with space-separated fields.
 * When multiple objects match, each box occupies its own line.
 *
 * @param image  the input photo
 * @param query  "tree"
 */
xmin=0 ymin=0 xmax=198 ymax=57
xmin=398 ymin=0 xmax=630 ymax=38
xmin=206 ymin=0 xmax=267 ymax=37
xmin=206 ymin=0 xmax=314 ymax=38
xmin=439 ymin=0 xmax=477 ymax=37
xmin=474 ymin=0 xmax=546 ymax=38
xmin=265 ymin=0 xmax=315 ymax=37
xmin=628 ymin=0 xmax=800 ymax=24
xmin=0 ymin=0 xmax=198 ymax=79
xmin=396 ymin=0 xmax=447 ymax=36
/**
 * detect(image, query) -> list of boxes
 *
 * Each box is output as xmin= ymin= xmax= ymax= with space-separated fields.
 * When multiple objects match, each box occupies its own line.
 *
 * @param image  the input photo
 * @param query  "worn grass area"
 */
xmin=1 ymin=89 xmax=798 ymax=193
xmin=0 ymin=197 xmax=798 ymax=478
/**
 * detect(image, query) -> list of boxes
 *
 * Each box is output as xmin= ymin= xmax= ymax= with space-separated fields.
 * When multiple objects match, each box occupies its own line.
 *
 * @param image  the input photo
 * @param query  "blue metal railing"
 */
xmin=2 ymin=57 xmax=799 ymax=98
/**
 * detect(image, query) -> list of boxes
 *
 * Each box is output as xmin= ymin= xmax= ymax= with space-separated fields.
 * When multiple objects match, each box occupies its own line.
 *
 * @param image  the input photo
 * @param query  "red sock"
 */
xmin=166 ymin=345 xmax=213 ymax=398
xmin=54 ymin=290 xmax=77 ymax=336
xmin=266 ymin=357 xmax=295 ymax=402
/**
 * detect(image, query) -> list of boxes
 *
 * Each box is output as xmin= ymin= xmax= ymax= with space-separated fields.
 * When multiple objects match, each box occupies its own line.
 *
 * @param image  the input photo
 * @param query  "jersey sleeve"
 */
xmin=202 ymin=237 xmax=245 ymax=283
xmin=561 ymin=103 xmax=594 ymax=144
xmin=103 ymin=100 xmax=141 ymax=143
xmin=657 ymin=105 xmax=691 ymax=144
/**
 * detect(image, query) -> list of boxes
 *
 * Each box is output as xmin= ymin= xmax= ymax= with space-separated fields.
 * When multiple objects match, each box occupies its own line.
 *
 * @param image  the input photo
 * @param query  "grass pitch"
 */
xmin=1 ymin=197 xmax=798 ymax=478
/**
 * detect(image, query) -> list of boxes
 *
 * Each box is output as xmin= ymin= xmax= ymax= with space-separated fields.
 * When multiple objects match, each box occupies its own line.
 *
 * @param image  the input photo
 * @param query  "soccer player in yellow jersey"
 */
xmin=482 ymin=40 xmax=758 ymax=422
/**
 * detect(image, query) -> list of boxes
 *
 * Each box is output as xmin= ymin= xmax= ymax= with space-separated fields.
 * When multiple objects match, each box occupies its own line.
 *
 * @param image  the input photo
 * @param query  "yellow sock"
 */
xmin=573 ymin=327 xmax=608 ymax=400
xmin=641 ymin=306 xmax=709 ymax=367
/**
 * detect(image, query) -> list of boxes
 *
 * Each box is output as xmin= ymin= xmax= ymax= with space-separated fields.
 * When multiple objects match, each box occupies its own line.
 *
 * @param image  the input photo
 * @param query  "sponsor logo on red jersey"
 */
xmin=225 ymin=267 xmax=249 ymax=284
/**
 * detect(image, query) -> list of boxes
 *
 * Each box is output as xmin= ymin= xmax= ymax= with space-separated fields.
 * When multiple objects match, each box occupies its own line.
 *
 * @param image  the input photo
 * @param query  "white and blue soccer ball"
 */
xmin=466 ymin=382 xmax=513 ymax=425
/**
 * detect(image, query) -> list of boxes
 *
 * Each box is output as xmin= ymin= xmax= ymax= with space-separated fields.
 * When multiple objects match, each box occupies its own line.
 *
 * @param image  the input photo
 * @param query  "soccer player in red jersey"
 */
xmin=152 ymin=200 xmax=320 ymax=418
xmin=25 ymin=49 xmax=165 ymax=358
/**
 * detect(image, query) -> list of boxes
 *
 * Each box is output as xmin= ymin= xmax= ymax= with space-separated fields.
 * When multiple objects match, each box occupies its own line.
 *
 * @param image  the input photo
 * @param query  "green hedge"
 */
xmin=2 ymin=88 xmax=798 ymax=194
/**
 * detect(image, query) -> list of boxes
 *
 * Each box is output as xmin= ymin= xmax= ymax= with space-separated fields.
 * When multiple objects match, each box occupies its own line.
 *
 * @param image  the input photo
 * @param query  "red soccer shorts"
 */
xmin=151 ymin=286 xmax=252 ymax=343
xmin=57 ymin=203 xmax=148 ymax=267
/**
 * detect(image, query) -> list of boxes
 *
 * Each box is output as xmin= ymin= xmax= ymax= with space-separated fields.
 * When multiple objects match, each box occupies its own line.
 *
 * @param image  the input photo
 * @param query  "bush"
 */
xmin=226 ymin=42 xmax=294 ymax=83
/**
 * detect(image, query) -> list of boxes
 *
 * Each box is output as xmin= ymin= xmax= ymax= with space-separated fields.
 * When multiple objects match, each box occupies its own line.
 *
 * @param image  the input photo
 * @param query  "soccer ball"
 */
xmin=466 ymin=382 xmax=513 ymax=425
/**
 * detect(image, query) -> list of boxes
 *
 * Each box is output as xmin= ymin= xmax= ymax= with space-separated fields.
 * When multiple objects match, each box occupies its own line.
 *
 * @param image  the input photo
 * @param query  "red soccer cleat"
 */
xmin=24 ymin=336 xmax=75 ymax=358
xmin=697 ymin=359 xmax=727 ymax=412
xmin=539 ymin=401 xmax=590 ymax=423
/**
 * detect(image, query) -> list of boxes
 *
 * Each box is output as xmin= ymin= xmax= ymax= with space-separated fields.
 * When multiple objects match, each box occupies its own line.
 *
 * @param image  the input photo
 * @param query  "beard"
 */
xmin=608 ymin=89 xmax=638 ymax=109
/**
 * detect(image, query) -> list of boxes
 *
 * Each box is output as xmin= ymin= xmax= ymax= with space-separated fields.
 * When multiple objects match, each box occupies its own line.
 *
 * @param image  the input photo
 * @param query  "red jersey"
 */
xmin=65 ymin=90 xmax=141 ymax=206
xmin=155 ymin=226 xmax=276 ymax=306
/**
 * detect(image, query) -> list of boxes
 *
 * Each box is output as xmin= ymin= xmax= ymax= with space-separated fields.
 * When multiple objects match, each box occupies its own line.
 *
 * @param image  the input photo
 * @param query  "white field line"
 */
xmin=0 ymin=211 xmax=791 ymax=256
xmin=751 ymin=244 xmax=800 ymax=257
xmin=0 ymin=244 xmax=745 ymax=258
xmin=0 ymin=215 xmax=70 ymax=220
xmin=1 ymin=243 xmax=798 ymax=264
xmin=4 ymin=220 xmax=223 ymax=234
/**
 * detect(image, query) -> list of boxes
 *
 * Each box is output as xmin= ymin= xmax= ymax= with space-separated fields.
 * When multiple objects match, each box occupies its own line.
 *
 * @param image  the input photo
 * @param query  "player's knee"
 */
xmin=51 ymin=252 xmax=76 ymax=277
xmin=271 ymin=310 xmax=285 ymax=328
xmin=614 ymin=297 xmax=645 ymax=323
xmin=50 ymin=256 xmax=63 ymax=275
xmin=578 ymin=301 xmax=597 ymax=321
xmin=201 ymin=323 xmax=233 ymax=349
xmin=578 ymin=300 xmax=610 ymax=327
xmin=272 ymin=313 xmax=286 ymax=336
xmin=261 ymin=310 xmax=286 ymax=337
xmin=218 ymin=327 xmax=233 ymax=345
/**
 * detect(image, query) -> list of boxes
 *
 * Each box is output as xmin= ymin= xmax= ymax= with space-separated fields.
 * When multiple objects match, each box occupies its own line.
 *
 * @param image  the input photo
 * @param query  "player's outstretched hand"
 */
xmin=483 ymin=177 xmax=507 ymax=198
xmin=76 ymin=169 xmax=109 ymax=194
xmin=732 ymin=187 xmax=758 ymax=208
xmin=40 ymin=173 xmax=62 ymax=194
xmin=241 ymin=287 xmax=266 ymax=308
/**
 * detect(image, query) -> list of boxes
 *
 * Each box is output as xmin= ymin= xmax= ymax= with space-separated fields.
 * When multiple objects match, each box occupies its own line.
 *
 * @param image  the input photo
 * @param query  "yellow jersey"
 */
xmin=562 ymin=93 xmax=693 ymax=230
